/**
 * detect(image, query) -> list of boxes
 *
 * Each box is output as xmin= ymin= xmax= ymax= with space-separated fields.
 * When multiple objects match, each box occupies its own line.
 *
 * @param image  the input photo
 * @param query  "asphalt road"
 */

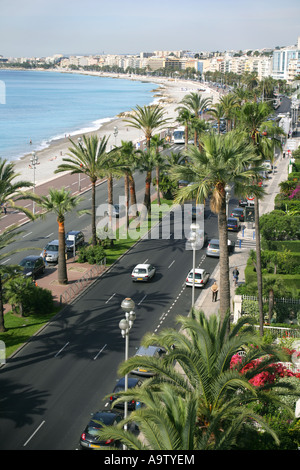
xmin=0 ymin=182 xmax=238 ymax=450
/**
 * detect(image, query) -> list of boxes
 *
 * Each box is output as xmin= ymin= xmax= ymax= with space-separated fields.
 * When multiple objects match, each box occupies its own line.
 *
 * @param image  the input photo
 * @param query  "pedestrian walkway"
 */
xmin=195 ymin=133 xmax=300 ymax=317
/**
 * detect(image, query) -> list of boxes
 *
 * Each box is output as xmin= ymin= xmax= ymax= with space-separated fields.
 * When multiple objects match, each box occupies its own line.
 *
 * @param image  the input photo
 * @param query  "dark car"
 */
xmin=19 ymin=255 xmax=45 ymax=279
xmin=79 ymin=410 xmax=123 ymax=450
xmin=230 ymin=207 xmax=245 ymax=221
xmin=109 ymin=377 xmax=143 ymax=411
xmin=65 ymin=230 xmax=85 ymax=252
xmin=227 ymin=217 xmax=241 ymax=231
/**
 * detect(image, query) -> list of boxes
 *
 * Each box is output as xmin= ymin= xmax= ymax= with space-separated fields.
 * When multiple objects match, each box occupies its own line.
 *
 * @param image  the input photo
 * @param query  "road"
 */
xmin=0 ymin=164 xmax=240 ymax=449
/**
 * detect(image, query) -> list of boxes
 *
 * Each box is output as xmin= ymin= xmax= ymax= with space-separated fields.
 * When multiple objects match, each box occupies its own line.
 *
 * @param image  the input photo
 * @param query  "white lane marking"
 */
xmin=93 ymin=344 xmax=107 ymax=361
xmin=54 ymin=342 xmax=69 ymax=357
xmin=22 ymin=232 xmax=32 ymax=238
xmin=45 ymin=233 xmax=53 ymax=239
xmin=138 ymin=295 xmax=147 ymax=305
xmin=168 ymin=260 xmax=175 ymax=269
xmin=23 ymin=420 xmax=45 ymax=447
xmin=105 ymin=293 xmax=116 ymax=304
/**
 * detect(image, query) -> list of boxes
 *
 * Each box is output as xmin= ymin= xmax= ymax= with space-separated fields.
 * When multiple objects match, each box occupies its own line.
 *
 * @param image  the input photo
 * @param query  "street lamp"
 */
xmin=190 ymin=223 xmax=199 ymax=308
xmin=77 ymin=137 xmax=82 ymax=192
xmin=30 ymin=152 xmax=39 ymax=215
xmin=225 ymin=184 xmax=231 ymax=218
xmin=113 ymin=126 xmax=118 ymax=147
xmin=119 ymin=297 xmax=136 ymax=426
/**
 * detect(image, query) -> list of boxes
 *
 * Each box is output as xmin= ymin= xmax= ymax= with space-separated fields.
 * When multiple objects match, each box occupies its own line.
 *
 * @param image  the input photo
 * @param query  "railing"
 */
xmin=242 ymin=295 xmax=300 ymax=305
xmin=60 ymin=261 xmax=106 ymax=305
xmin=253 ymin=324 xmax=300 ymax=338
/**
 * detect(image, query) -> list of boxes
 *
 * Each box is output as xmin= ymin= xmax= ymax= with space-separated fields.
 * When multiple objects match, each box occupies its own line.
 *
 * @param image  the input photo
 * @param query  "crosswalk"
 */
xmin=236 ymin=237 xmax=257 ymax=250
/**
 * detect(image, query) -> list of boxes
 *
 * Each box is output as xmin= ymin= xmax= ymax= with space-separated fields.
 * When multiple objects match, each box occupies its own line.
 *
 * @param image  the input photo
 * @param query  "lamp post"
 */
xmin=225 ymin=184 xmax=231 ymax=218
xmin=113 ymin=126 xmax=118 ymax=147
xmin=77 ymin=137 xmax=82 ymax=192
xmin=119 ymin=297 xmax=136 ymax=425
xmin=190 ymin=223 xmax=199 ymax=308
xmin=30 ymin=152 xmax=38 ymax=215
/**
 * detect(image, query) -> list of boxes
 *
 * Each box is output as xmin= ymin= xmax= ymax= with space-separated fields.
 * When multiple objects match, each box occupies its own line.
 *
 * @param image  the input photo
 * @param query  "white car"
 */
xmin=185 ymin=268 xmax=210 ymax=287
xmin=131 ymin=263 xmax=156 ymax=282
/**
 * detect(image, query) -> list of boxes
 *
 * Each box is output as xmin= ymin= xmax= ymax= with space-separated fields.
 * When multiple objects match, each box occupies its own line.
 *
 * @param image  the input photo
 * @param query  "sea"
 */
xmin=0 ymin=69 xmax=157 ymax=162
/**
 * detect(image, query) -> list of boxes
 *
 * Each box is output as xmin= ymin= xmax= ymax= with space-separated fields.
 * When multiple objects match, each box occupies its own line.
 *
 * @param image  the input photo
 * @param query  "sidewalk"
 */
xmin=194 ymin=134 xmax=300 ymax=317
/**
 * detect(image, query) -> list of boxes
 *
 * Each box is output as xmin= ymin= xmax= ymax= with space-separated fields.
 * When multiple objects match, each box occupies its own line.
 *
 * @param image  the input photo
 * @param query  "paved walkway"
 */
xmin=194 ymin=133 xmax=300 ymax=317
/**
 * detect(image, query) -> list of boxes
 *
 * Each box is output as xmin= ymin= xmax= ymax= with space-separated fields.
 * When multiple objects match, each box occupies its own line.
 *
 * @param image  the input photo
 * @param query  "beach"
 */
xmin=12 ymin=72 xmax=220 ymax=188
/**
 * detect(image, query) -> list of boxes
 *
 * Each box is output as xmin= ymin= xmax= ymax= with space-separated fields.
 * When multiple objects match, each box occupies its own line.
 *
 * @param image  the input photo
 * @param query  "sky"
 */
xmin=0 ymin=0 xmax=299 ymax=57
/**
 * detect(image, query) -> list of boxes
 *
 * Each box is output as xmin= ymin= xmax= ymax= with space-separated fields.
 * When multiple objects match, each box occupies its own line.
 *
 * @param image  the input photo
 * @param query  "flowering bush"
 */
xmin=230 ymin=353 xmax=300 ymax=387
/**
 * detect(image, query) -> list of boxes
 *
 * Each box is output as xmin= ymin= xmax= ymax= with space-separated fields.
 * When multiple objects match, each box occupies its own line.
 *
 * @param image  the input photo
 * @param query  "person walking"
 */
xmin=233 ymin=267 xmax=239 ymax=287
xmin=211 ymin=281 xmax=218 ymax=302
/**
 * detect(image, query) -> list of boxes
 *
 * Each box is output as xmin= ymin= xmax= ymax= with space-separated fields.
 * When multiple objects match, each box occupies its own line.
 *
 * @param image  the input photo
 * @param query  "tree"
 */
xmin=208 ymin=102 xmax=224 ymax=134
xmin=135 ymin=147 xmax=157 ymax=215
xmin=97 ymin=310 xmax=291 ymax=449
xmin=177 ymin=92 xmax=212 ymax=145
xmin=175 ymin=108 xmax=193 ymax=151
xmin=219 ymin=93 xmax=239 ymax=132
xmin=25 ymin=188 xmax=84 ymax=285
xmin=55 ymin=135 xmax=110 ymax=245
xmin=124 ymin=104 xmax=171 ymax=151
xmin=238 ymin=101 xmax=285 ymax=335
xmin=169 ymin=130 xmax=263 ymax=321
xmin=150 ymin=133 xmax=169 ymax=205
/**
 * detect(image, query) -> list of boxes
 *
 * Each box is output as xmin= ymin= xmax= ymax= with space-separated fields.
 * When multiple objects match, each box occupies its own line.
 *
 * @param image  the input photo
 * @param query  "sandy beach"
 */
xmin=12 ymin=72 xmax=220 ymax=188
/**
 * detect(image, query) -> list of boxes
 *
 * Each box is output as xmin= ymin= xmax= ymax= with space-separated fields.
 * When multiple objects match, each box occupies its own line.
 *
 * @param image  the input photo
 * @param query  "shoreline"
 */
xmin=8 ymin=69 xmax=219 ymax=187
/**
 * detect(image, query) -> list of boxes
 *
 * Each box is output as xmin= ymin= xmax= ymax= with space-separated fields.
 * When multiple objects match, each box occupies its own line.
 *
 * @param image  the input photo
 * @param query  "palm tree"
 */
xmin=136 ymin=147 xmax=157 ymax=215
xmin=208 ymin=102 xmax=224 ymax=134
xmin=219 ymin=94 xmax=238 ymax=132
xmin=0 ymin=158 xmax=34 ymax=219
xmin=150 ymin=133 xmax=169 ymax=205
xmin=25 ymin=188 xmax=84 ymax=285
xmin=176 ymin=108 xmax=193 ymax=151
xmin=55 ymin=135 xmax=110 ymax=245
xmin=169 ymin=130 xmax=263 ymax=321
xmin=103 ymin=310 xmax=290 ymax=449
xmin=177 ymin=92 xmax=212 ymax=144
xmin=124 ymin=104 xmax=171 ymax=151
xmin=238 ymin=101 xmax=285 ymax=335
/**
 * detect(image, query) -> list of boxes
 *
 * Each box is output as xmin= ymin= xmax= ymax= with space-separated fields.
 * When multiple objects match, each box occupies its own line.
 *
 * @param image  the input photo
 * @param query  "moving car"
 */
xmin=185 ymin=268 xmax=210 ymax=287
xmin=227 ymin=217 xmax=240 ymax=231
xmin=65 ymin=230 xmax=85 ymax=252
xmin=19 ymin=255 xmax=45 ymax=279
xmin=230 ymin=207 xmax=245 ymax=222
xmin=109 ymin=377 xmax=143 ymax=411
xmin=206 ymin=239 xmax=235 ymax=257
xmin=40 ymin=240 xmax=60 ymax=263
xmin=131 ymin=263 xmax=156 ymax=282
xmin=79 ymin=410 xmax=123 ymax=450
xmin=131 ymin=346 xmax=166 ymax=377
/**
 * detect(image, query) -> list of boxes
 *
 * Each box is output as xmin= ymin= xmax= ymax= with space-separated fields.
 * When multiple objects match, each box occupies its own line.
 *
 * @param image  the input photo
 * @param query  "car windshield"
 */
xmin=188 ymin=272 xmax=202 ymax=279
xmin=46 ymin=245 xmax=58 ymax=251
xmin=134 ymin=268 xmax=146 ymax=274
xmin=209 ymin=243 xmax=219 ymax=249
xmin=20 ymin=260 xmax=35 ymax=268
xmin=228 ymin=219 xmax=237 ymax=223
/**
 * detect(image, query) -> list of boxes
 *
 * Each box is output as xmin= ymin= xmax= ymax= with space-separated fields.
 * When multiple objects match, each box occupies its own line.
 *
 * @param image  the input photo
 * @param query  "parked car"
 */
xmin=109 ymin=377 xmax=143 ymax=411
xmin=65 ymin=230 xmax=85 ymax=252
xmin=131 ymin=263 xmax=156 ymax=281
xmin=131 ymin=346 xmax=166 ymax=377
xmin=79 ymin=410 xmax=123 ymax=450
xmin=230 ymin=207 xmax=245 ymax=221
xmin=206 ymin=238 xmax=235 ymax=257
xmin=185 ymin=268 xmax=210 ymax=287
xmin=40 ymin=240 xmax=60 ymax=263
xmin=18 ymin=255 xmax=45 ymax=279
xmin=227 ymin=217 xmax=241 ymax=231
xmin=263 ymin=160 xmax=273 ymax=172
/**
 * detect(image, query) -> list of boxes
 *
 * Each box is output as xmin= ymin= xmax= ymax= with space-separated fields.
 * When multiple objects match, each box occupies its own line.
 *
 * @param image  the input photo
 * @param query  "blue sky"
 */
xmin=1 ymin=0 xmax=299 ymax=57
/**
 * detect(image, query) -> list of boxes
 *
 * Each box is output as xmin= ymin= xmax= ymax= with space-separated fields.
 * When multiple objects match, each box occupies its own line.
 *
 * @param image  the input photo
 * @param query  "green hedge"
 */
xmin=262 ymin=239 xmax=300 ymax=252
xmin=274 ymin=195 xmax=300 ymax=213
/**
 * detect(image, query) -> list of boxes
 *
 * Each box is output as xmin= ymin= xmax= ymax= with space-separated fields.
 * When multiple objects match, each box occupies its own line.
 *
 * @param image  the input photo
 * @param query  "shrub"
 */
xmin=77 ymin=245 xmax=106 ymax=264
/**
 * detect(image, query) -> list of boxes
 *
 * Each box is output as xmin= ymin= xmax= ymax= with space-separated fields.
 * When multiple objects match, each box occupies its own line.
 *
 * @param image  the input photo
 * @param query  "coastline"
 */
xmin=10 ymin=70 xmax=219 ymax=187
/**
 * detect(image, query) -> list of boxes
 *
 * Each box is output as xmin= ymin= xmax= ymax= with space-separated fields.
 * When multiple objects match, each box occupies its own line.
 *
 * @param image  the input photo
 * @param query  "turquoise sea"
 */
xmin=0 ymin=70 xmax=157 ymax=161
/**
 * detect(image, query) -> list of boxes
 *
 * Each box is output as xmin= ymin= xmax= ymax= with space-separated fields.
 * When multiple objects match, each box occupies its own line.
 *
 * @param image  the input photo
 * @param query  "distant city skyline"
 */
xmin=0 ymin=0 xmax=299 ymax=57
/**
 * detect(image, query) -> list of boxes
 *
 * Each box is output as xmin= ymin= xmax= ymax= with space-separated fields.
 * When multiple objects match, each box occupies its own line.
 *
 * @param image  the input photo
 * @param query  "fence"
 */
xmin=60 ymin=261 xmax=106 ymax=305
xmin=242 ymin=295 xmax=300 ymax=306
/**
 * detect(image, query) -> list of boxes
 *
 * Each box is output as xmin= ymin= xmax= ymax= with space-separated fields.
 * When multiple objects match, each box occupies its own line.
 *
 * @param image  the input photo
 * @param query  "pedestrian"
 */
xmin=233 ymin=267 xmax=239 ymax=286
xmin=43 ymin=249 xmax=48 ymax=267
xmin=211 ymin=281 xmax=218 ymax=302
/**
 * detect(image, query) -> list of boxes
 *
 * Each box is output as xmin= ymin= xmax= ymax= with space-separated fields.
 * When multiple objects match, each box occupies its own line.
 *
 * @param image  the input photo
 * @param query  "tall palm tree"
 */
xmin=177 ymin=92 xmax=212 ymax=145
xmin=208 ymin=102 xmax=224 ymax=134
xmin=25 ymin=188 xmax=83 ymax=285
xmin=169 ymin=130 xmax=263 ymax=321
xmin=124 ymin=104 xmax=171 ymax=151
xmin=176 ymin=108 xmax=193 ymax=151
xmin=219 ymin=94 xmax=238 ymax=132
xmin=238 ymin=101 xmax=285 ymax=335
xmin=136 ymin=148 xmax=157 ymax=215
xmin=150 ymin=133 xmax=169 ymax=205
xmin=0 ymin=158 xmax=34 ymax=219
xmin=55 ymin=135 xmax=110 ymax=245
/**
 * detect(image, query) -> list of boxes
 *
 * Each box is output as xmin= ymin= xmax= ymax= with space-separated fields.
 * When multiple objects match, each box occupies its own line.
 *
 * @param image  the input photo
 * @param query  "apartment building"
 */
xmin=272 ymin=37 xmax=300 ymax=82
